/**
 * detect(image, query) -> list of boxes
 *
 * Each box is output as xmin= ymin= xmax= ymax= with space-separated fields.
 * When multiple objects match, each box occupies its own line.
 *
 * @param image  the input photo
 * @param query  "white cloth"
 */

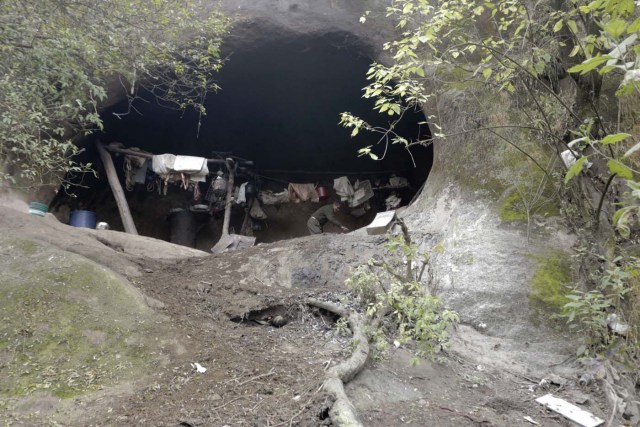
xmin=174 ymin=155 xmax=209 ymax=182
xmin=174 ymin=155 xmax=208 ymax=174
xmin=349 ymin=180 xmax=373 ymax=208
xmin=152 ymin=154 xmax=176 ymax=174
xmin=385 ymin=192 xmax=402 ymax=210
xmin=389 ymin=175 xmax=409 ymax=188
xmin=333 ymin=176 xmax=354 ymax=200
xmin=236 ymin=182 xmax=247 ymax=204
xmin=153 ymin=154 xmax=208 ymax=183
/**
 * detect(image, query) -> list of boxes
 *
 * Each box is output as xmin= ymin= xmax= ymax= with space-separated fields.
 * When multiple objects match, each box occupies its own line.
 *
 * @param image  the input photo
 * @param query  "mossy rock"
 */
xmin=499 ymin=191 xmax=529 ymax=222
xmin=0 ymin=238 xmax=175 ymax=399
xmin=529 ymin=250 xmax=572 ymax=318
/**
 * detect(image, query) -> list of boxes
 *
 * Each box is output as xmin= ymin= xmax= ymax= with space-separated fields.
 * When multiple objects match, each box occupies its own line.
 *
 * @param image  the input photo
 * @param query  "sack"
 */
xmin=259 ymin=190 xmax=289 ymax=205
xmin=249 ymin=199 xmax=268 ymax=220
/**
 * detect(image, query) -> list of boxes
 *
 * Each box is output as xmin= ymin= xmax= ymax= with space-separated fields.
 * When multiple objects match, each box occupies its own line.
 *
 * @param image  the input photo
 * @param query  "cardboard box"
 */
xmin=366 ymin=211 xmax=396 ymax=235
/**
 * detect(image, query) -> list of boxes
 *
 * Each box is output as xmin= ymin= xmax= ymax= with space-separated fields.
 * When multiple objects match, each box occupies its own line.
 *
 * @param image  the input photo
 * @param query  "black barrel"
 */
xmin=168 ymin=209 xmax=197 ymax=248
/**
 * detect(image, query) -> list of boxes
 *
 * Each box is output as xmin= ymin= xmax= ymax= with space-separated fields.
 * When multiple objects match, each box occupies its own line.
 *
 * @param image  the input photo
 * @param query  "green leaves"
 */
xmin=604 ymin=18 xmax=627 ymax=39
xmin=607 ymin=159 xmax=634 ymax=179
xmin=601 ymin=132 xmax=631 ymax=144
xmin=553 ymin=20 xmax=564 ymax=32
xmin=565 ymin=156 xmax=589 ymax=183
xmin=346 ymin=234 xmax=458 ymax=361
xmin=0 ymin=0 xmax=229 ymax=188
xmin=567 ymin=55 xmax=613 ymax=74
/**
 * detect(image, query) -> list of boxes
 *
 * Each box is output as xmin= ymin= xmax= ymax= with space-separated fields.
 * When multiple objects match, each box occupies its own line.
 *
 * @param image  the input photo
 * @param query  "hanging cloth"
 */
xmin=288 ymin=183 xmax=319 ymax=203
xmin=236 ymin=182 xmax=248 ymax=205
xmin=174 ymin=155 xmax=209 ymax=182
xmin=152 ymin=154 xmax=176 ymax=174
xmin=333 ymin=176 xmax=354 ymax=201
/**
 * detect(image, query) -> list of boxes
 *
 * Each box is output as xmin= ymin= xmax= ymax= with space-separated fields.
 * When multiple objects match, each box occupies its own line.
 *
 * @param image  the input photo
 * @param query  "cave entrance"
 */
xmin=53 ymin=29 xmax=432 ymax=250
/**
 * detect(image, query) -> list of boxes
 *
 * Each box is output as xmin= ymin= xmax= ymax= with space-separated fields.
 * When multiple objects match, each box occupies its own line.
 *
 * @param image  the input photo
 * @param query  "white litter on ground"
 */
xmin=536 ymin=394 xmax=603 ymax=427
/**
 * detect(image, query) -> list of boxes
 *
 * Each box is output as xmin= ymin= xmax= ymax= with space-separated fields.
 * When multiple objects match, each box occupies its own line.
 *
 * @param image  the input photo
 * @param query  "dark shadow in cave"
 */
xmin=53 ymin=29 xmax=432 ymax=250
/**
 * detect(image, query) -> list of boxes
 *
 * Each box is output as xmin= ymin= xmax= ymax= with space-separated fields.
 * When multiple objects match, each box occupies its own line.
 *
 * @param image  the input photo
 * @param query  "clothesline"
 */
xmin=103 ymin=143 xmax=254 ymax=168
xmin=259 ymin=168 xmax=412 ymax=175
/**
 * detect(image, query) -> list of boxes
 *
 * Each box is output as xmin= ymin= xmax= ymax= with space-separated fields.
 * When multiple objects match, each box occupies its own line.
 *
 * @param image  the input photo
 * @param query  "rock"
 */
xmin=565 ymin=390 xmax=590 ymax=405
xmin=271 ymin=316 xmax=287 ymax=327
xmin=545 ymin=373 xmax=568 ymax=387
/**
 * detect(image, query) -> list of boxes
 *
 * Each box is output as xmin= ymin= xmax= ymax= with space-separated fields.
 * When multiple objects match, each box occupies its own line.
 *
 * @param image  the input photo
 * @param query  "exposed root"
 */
xmin=602 ymin=359 xmax=639 ymax=427
xmin=307 ymin=298 xmax=369 ymax=427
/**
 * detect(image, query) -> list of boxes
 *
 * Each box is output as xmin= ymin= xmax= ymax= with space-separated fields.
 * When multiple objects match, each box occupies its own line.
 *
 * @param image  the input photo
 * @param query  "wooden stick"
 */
xmin=104 ymin=143 xmax=239 ymax=166
xmin=240 ymin=205 xmax=251 ymax=236
xmin=235 ymin=368 xmax=276 ymax=387
xmin=96 ymin=142 xmax=138 ymax=235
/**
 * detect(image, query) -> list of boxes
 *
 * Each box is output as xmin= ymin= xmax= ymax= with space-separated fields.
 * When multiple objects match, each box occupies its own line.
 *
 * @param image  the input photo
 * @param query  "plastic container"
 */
xmin=29 ymin=202 xmax=48 ymax=217
xmin=69 ymin=210 xmax=97 ymax=229
xmin=317 ymin=185 xmax=330 ymax=201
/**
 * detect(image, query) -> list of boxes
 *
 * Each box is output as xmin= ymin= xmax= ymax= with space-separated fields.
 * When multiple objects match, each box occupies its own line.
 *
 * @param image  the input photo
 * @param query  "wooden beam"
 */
xmin=103 ymin=143 xmax=253 ymax=166
xmin=96 ymin=142 xmax=138 ymax=235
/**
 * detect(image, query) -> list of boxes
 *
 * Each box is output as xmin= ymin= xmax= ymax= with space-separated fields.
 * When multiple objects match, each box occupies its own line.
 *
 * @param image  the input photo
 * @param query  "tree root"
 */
xmin=307 ymin=298 xmax=369 ymax=427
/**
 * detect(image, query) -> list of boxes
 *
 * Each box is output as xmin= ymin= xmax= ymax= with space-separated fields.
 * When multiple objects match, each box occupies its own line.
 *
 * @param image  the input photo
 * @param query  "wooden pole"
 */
xmin=103 ymin=143 xmax=251 ymax=167
xmin=96 ymin=142 xmax=138 ymax=235
xmin=221 ymin=158 xmax=236 ymax=237
xmin=240 ymin=205 xmax=251 ymax=236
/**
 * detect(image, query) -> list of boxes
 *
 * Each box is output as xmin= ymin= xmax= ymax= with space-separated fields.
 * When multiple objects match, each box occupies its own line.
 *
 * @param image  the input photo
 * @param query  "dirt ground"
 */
xmin=52 ymin=255 xmax=591 ymax=427
xmin=0 ymin=199 xmax=611 ymax=426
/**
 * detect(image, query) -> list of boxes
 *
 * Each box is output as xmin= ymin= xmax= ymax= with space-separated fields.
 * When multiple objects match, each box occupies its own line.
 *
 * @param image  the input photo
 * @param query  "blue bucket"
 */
xmin=29 ymin=202 xmax=48 ymax=217
xmin=70 ymin=210 xmax=97 ymax=229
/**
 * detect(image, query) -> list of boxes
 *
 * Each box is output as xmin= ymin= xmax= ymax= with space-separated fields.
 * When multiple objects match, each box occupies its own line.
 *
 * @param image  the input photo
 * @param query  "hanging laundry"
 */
xmin=349 ymin=180 xmax=374 ymax=207
xmin=333 ymin=176 xmax=354 ymax=201
xmin=174 ymin=155 xmax=209 ymax=182
xmin=288 ymin=183 xmax=319 ymax=203
xmin=133 ymin=159 xmax=148 ymax=184
xmin=204 ymin=181 xmax=218 ymax=202
xmin=123 ymin=147 xmax=151 ymax=191
xmin=151 ymin=154 xmax=209 ymax=196
xmin=259 ymin=190 xmax=290 ymax=205
xmin=193 ymin=182 xmax=202 ymax=202
xmin=388 ymin=175 xmax=409 ymax=188
xmin=385 ymin=192 xmax=402 ymax=210
xmin=152 ymin=154 xmax=176 ymax=174
xmin=236 ymin=182 xmax=248 ymax=205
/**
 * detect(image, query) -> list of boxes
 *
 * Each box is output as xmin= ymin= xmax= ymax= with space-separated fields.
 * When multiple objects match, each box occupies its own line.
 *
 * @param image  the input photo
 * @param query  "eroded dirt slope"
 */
xmin=0 ymin=202 xmax=610 ymax=426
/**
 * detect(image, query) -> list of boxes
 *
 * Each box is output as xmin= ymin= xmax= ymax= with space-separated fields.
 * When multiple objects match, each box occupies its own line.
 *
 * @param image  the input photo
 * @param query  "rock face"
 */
xmin=217 ymin=0 xmax=390 ymax=48
xmin=402 ymin=86 xmax=581 ymax=373
xmin=212 ymin=0 xmax=583 ymax=371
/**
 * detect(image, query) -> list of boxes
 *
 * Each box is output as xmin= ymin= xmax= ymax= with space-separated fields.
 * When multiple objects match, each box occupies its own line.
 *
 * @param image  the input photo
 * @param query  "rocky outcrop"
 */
xmin=217 ymin=0 xmax=390 ymax=49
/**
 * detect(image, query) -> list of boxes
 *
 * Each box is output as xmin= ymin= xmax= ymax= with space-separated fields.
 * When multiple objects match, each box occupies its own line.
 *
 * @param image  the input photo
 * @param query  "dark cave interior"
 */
xmin=53 ymin=31 xmax=432 ymax=250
